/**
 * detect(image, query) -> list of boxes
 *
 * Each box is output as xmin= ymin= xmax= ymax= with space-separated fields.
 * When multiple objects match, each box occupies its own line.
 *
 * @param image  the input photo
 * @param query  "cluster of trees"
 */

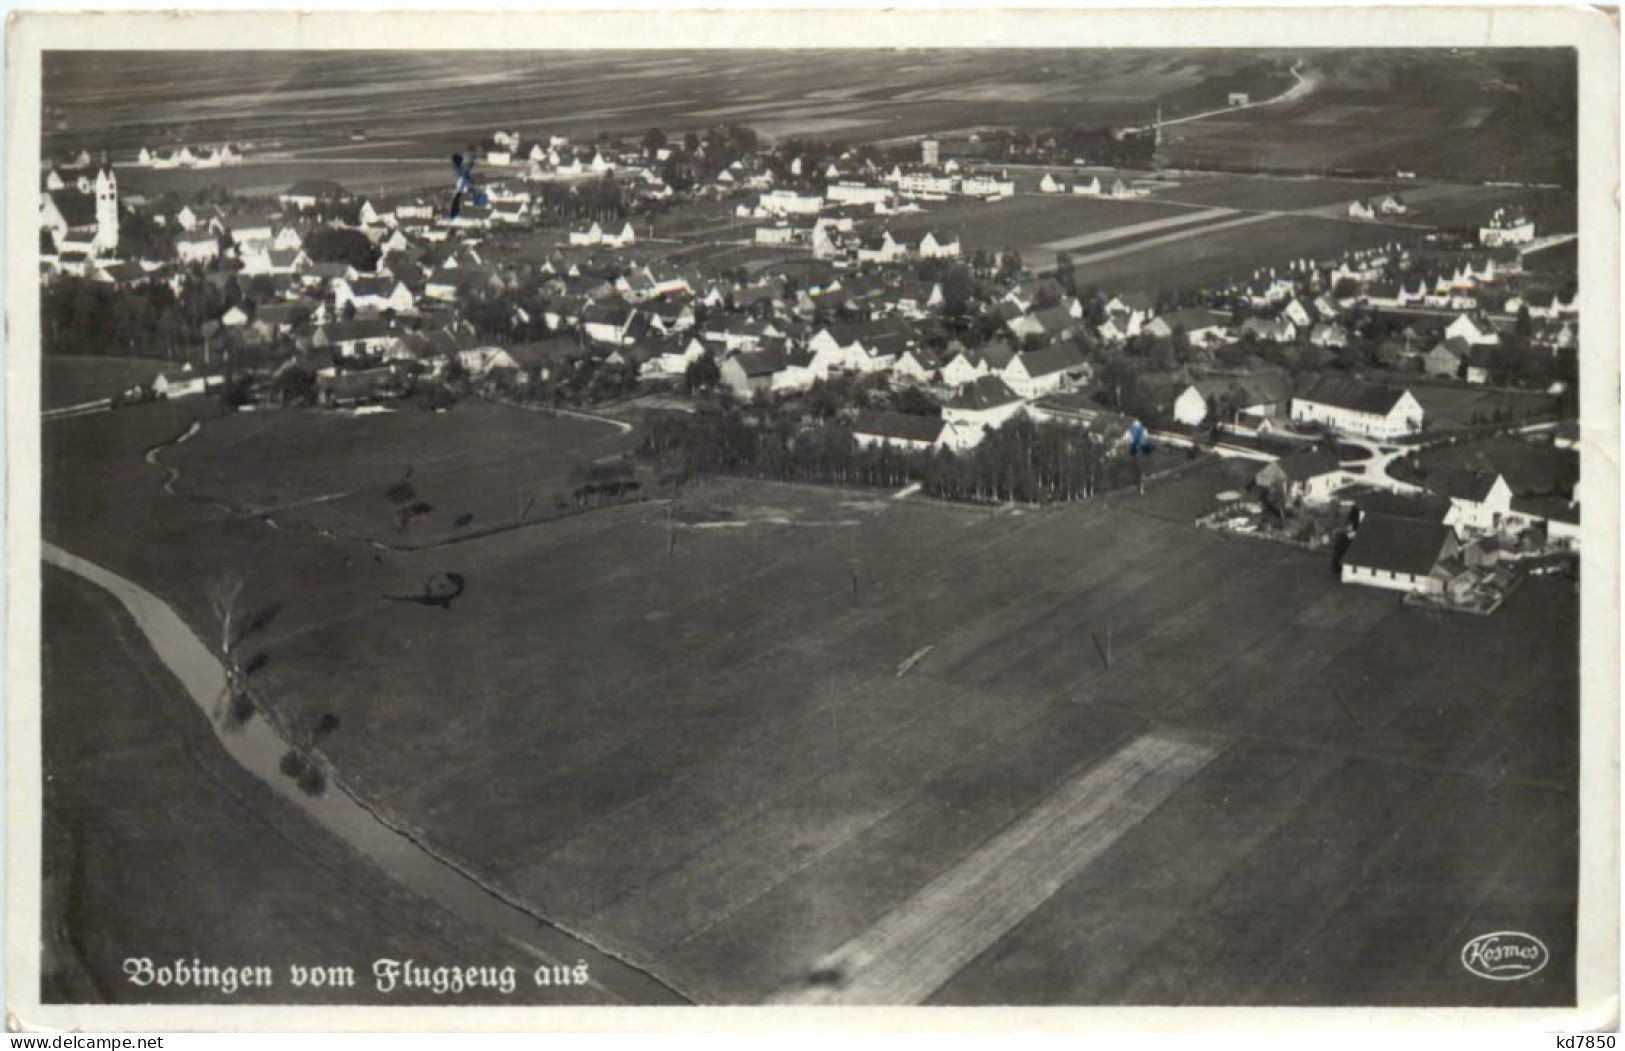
xmin=493 ymin=355 xmax=640 ymax=406
xmin=531 ymin=175 xmax=628 ymax=226
xmin=304 ymin=227 xmax=379 ymax=272
xmin=638 ymin=405 xmax=1139 ymax=506
xmin=43 ymin=276 xmax=188 ymax=358
xmin=567 ymin=459 xmax=641 ymax=507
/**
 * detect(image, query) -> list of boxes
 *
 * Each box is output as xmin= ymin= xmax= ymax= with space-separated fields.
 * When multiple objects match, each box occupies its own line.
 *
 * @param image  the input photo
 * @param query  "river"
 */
xmin=42 ymin=534 xmax=687 ymax=1004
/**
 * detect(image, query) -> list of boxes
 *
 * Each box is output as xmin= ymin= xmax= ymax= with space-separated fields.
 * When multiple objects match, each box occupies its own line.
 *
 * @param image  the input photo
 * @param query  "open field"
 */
xmin=40 ymin=565 xmax=604 ymax=1005
xmin=43 ymin=355 xmax=169 ymax=410
xmin=884 ymin=194 xmax=1203 ymax=250
xmin=1155 ymin=51 xmax=1575 ymax=184
xmin=1153 ymin=174 xmax=1417 ymax=212
xmin=44 ymin=405 xmax=1577 ymax=1005
xmin=163 ymin=400 xmax=637 ymax=547
xmin=47 ymin=50 xmax=1573 ymax=184
xmin=1396 ymin=186 xmax=1578 ymax=234
xmin=117 ymin=159 xmax=449 ymax=202
xmin=1061 ymin=213 xmax=1431 ymax=295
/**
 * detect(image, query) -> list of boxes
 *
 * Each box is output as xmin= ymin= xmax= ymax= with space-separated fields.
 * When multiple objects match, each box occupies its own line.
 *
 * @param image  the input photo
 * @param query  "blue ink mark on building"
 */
xmin=1128 ymin=420 xmax=1152 ymax=456
xmin=448 ymin=153 xmax=488 ymax=218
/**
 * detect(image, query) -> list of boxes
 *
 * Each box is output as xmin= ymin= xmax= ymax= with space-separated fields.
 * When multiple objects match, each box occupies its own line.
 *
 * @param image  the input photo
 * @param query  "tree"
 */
xmin=891 ymin=386 xmax=940 ymax=417
xmin=275 ymin=365 xmax=318 ymax=405
xmin=684 ymin=353 xmax=721 ymax=395
xmin=1055 ymin=251 xmax=1076 ymax=294
xmin=206 ymin=570 xmax=245 ymax=714
xmin=303 ymin=227 xmax=379 ymax=271
xmin=641 ymin=127 xmax=668 ymax=155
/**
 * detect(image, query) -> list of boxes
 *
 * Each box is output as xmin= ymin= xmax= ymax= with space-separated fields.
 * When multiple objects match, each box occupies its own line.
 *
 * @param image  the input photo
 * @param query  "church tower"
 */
xmin=93 ymin=162 xmax=119 ymax=256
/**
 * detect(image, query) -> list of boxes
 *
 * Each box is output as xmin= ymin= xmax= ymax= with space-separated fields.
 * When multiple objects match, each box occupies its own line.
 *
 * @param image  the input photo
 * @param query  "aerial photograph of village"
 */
xmin=36 ymin=47 xmax=1583 ymax=1009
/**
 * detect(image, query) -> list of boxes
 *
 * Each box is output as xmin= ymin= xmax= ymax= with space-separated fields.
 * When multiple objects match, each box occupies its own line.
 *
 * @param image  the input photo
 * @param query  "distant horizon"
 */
xmin=42 ymin=47 xmax=1576 ymax=186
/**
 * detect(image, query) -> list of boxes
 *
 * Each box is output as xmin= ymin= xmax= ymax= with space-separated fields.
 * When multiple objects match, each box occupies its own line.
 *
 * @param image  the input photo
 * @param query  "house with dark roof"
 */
xmin=1428 ymin=467 xmax=1516 ymax=535
xmin=1172 ymin=374 xmax=1293 ymax=427
xmin=1290 ymin=376 xmax=1424 ymax=440
xmin=940 ymin=376 xmax=1024 ymax=451
xmin=1424 ymin=337 xmax=1470 ymax=378
xmin=1340 ymin=513 xmax=1460 ymax=594
xmin=1254 ymin=448 xmax=1345 ymax=505
xmin=718 ymin=346 xmax=816 ymax=397
xmin=1002 ymin=345 xmax=1088 ymax=399
xmin=1142 ymin=308 xmax=1231 ymax=348
xmin=851 ymin=409 xmax=947 ymax=452
xmin=313 ymin=317 xmax=402 ymax=359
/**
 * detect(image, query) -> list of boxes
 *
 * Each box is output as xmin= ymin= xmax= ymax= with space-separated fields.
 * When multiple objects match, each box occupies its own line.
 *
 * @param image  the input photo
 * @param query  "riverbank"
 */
xmin=40 ymin=566 xmax=619 ymax=1005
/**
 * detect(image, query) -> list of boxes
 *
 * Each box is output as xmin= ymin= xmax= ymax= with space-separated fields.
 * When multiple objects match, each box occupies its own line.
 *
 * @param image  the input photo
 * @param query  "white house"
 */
xmin=1436 ymin=470 xmax=1517 ymax=535
xmin=1290 ymin=378 xmax=1424 ymax=440
xmin=1479 ymin=208 xmax=1535 ymax=247
xmin=1002 ymin=346 xmax=1085 ymax=399
xmin=153 ymin=366 xmax=220 ymax=399
xmin=1445 ymin=313 xmax=1502 ymax=347
xmin=940 ymin=376 xmax=1025 ymax=450
xmin=174 ymin=231 xmax=220 ymax=265
xmin=940 ymin=349 xmax=989 ymax=388
xmin=334 ymin=276 xmax=415 ymax=316
xmin=1340 ymin=514 xmax=1459 ymax=594
xmin=960 ymin=174 xmax=1014 ymax=197
xmin=851 ymin=409 xmax=947 ymax=453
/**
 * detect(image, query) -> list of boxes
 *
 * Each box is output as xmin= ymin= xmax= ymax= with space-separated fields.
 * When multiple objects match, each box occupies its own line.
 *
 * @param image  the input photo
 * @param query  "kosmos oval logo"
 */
xmin=1461 ymin=931 xmax=1549 ymax=981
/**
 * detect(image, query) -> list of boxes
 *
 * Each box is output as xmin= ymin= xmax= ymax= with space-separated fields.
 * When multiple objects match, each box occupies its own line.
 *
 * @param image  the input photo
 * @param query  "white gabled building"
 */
xmin=1290 ymin=377 xmax=1424 ymax=440
xmin=1479 ymin=208 xmax=1535 ymax=247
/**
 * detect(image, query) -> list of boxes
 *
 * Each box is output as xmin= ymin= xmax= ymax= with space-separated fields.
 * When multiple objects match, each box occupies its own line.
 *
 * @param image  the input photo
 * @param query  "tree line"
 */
xmin=638 ymin=405 xmax=1141 ymax=505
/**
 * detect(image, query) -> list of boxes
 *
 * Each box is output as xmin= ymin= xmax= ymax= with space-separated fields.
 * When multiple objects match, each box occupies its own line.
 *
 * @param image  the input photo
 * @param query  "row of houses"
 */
xmin=133 ymin=143 xmax=245 ymax=169
xmin=847 ymin=377 xmax=1140 ymax=456
xmin=1038 ymin=173 xmax=1140 ymax=199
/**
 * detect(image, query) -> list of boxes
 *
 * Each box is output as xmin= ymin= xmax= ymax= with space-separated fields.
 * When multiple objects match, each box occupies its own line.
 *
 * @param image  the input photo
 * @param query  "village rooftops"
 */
xmin=1273 ymin=447 xmax=1343 ymax=482
xmin=48 ymin=190 xmax=98 ymax=227
xmin=851 ymin=409 xmax=947 ymax=446
xmin=1353 ymin=490 xmax=1451 ymax=522
xmin=1015 ymin=344 xmax=1084 ymax=378
xmin=1342 ymin=513 xmax=1456 ymax=577
xmin=947 ymin=375 xmax=1021 ymax=411
xmin=1424 ymin=466 xmax=1507 ymax=504
xmin=727 ymin=347 xmax=787 ymax=377
xmin=319 ymin=317 xmax=396 ymax=342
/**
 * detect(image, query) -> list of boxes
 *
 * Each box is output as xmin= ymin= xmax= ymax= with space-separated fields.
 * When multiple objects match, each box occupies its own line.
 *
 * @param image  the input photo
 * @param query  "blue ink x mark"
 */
xmin=449 ymin=153 xmax=488 ymax=218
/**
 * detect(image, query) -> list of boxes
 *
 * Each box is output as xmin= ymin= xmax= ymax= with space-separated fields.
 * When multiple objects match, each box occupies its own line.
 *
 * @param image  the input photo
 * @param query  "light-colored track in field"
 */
xmin=1033 ymin=206 xmax=1238 ymax=257
xmin=1030 ymin=210 xmax=1279 ymax=274
xmin=771 ymin=730 xmax=1223 ymax=1005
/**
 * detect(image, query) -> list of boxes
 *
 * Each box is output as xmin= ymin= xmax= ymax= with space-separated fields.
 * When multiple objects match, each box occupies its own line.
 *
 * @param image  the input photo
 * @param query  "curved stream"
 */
xmin=51 ymin=416 xmax=691 ymax=1005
